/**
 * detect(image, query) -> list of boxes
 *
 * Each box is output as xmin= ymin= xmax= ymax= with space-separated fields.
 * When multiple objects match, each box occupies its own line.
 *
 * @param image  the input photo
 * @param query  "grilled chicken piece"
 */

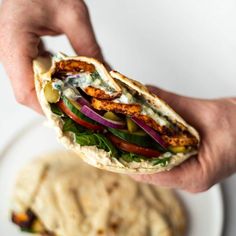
xmin=55 ymin=60 xmax=95 ymax=73
xmin=85 ymin=86 xmax=120 ymax=100
xmin=92 ymin=98 xmax=142 ymax=115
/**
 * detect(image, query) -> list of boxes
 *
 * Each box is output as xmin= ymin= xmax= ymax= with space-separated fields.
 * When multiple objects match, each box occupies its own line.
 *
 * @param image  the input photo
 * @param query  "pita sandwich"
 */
xmin=33 ymin=53 xmax=199 ymax=174
xmin=11 ymin=151 xmax=187 ymax=236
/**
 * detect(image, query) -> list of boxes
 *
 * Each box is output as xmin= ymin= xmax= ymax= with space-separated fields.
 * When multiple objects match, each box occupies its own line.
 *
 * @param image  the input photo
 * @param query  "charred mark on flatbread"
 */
xmin=71 ymin=189 xmax=86 ymax=218
xmin=106 ymin=181 xmax=120 ymax=195
xmin=97 ymin=229 xmax=105 ymax=235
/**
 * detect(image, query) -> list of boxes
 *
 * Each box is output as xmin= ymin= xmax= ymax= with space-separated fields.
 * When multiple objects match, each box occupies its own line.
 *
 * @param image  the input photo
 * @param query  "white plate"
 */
xmin=0 ymin=119 xmax=224 ymax=236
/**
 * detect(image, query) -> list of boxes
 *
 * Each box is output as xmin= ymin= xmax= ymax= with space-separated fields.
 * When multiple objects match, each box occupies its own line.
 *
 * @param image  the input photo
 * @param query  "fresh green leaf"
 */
xmin=62 ymin=117 xmax=86 ymax=134
xmin=75 ymin=133 xmax=118 ymax=156
xmin=120 ymin=152 xmax=143 ymax=163
xmin=94 ymin=134 xmax=118 ymax=156
xmin=120 ymin=151 xmax=171 ymax=166
xmin=50 ymin=103 xmax=64 ymax=116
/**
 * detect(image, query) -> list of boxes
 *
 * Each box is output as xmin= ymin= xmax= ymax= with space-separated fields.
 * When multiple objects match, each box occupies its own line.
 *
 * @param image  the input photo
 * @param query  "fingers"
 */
xmin=58 ymin=1 xmax=103 ymax=61
xmin=146 ymin=85 xmax=208 ymax=130
xmin=131 ymin=156 xmax=211 ymax=193
xmin=1 ymin=30 xmax=43 ymax=113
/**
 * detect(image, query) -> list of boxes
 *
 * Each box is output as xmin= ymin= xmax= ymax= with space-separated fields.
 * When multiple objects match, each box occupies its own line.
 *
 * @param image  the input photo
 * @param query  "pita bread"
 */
xmin=33 ymin=54 xmax=199 ymax=174
xmin=12 ymin=151 xmax=187 ymax=236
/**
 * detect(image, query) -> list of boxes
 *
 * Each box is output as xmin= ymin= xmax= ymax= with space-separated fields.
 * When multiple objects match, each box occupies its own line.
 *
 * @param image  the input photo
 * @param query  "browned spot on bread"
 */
xmin=91 ymin=98 xmax=142 ymax=115
xmin=106 ymin=181 xmax=120 ymax=194
xmin=55 ymin=60 xmax=95 ymax=73
xmin=97 ymin=229 xmax=104 ymax=235
xmin=84 ymin=86 xmax=120 ymax=100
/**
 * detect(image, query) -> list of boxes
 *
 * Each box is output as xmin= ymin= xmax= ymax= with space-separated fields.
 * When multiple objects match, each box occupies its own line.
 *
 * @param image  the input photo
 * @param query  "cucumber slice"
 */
xmin=62 ymin=96 xmax=97 ymax=124
xmin=127 ymin=118 xmax=139 ymax=133
xmin=108 ymin=128 xmax=165 ymax=151
xmin=103 ymin=111 xmax=122 ymax=121
xmin=44 ymin=81 xmax=60 ymax=103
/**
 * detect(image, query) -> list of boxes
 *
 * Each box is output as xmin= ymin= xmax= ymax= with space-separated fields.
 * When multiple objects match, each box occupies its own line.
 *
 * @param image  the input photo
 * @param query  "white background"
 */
xmin=0 ymin=0 xmax=236 ymax=235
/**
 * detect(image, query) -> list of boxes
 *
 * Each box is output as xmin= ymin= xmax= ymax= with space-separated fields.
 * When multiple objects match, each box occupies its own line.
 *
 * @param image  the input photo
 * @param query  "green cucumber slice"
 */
xmin=62 ymin=96 xmax=97 ymax=124
xmin=108 ymin=128 xmax=165 ymax=151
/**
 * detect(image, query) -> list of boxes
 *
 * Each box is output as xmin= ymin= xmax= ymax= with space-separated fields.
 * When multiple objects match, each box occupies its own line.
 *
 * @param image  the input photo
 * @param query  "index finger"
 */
xmin=2 ymin=31 xmax=42 ymax=113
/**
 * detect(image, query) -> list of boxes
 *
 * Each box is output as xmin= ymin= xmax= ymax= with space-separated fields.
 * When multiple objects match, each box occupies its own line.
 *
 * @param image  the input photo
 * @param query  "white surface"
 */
xmin=0 ymin=119 xmax=224 ymax=236
xmin=87 ymin=0 xmax=236 ymax=98
xmin=1 ymin=0 xmax=236 ymax=235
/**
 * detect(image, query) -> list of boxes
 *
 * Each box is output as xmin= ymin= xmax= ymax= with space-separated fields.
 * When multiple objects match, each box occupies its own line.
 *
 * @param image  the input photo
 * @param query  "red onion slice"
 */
xmin=76 ymin=97 xmax=91 ymax=107
xmin=131 ymin=117 xmax=168 ymax=149
xmin=80 ymin=105 xmax=126 ymax=129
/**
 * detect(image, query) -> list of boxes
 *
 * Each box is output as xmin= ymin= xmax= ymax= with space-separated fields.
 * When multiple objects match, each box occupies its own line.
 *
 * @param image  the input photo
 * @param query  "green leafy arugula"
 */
xmin=62 ymin=117 xmax=86 ymax=134
xmin=120 ymin=152 xmax=171 ymax=167
xmin=75 ymin=133 xmax=118 ymax=157
xmin=120 ymin=152 xmax=143 ymax=163
xmin=62 ymin=118 xmax=117 ymax=156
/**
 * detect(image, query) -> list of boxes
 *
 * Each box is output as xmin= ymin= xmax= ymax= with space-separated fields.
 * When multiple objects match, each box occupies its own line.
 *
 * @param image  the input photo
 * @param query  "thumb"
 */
xmin=60 ymin=2 xmax=103 ymax=61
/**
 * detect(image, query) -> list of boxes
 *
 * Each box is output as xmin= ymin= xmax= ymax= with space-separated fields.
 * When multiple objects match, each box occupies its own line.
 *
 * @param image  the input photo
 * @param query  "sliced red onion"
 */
xmin=76 ymin=97 xmax=91 ymax=107
xmin=131 ymin=117 xmax=168 ymax=149
xmin=80 ymin=105 xmax=126 ymax=129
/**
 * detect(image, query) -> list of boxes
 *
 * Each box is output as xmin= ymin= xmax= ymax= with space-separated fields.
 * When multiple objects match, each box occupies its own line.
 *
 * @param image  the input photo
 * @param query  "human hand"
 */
xmin=0 ymin=0 xmax=103 ymax=113
xmin=132 ymin=86 xmax=236 ymax=193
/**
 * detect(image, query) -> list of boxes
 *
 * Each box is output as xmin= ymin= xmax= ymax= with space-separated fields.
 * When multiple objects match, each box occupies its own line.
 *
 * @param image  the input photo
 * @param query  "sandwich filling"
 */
xmin=12 ymin=210 xmax=53 ymax=236
xmin=43 ymin=59 xmax=198 ymax=167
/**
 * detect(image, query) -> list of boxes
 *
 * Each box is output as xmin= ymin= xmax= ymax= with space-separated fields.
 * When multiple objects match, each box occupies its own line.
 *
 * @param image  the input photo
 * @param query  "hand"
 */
xmin=132 ymin=86 xmax=236 ymax=193
xmin=0 ymin=0 xmax=103 ymax=113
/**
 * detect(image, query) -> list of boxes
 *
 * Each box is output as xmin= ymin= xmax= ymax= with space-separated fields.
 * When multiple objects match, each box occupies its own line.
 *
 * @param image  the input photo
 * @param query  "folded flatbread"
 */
xmin=12 ymin=151 xmax=186 ymax=236
xmin=33 ymin=53 xmax=199 ymax=174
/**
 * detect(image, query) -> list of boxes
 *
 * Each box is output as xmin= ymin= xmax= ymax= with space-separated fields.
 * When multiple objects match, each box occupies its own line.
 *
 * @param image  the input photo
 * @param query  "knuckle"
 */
xmin=188 ymin=181 xmax=211 ymax=193
xmin=15 ymin=88 xmax=34 ymax=106
xmin=15 ymin=92 xmax=28 ymax=105
xmin=85 ymin=44 xmax=102 ymax=59
xmin=68 ymin=0 xmax=89 ymax=21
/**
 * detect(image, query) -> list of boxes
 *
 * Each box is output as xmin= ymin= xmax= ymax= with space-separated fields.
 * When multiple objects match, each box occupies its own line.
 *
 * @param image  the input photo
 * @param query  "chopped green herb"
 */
xmin=150 ymin=157 xmax=171 ymax=167
xmin=90 ymin=71 xmax=116 ymax=93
